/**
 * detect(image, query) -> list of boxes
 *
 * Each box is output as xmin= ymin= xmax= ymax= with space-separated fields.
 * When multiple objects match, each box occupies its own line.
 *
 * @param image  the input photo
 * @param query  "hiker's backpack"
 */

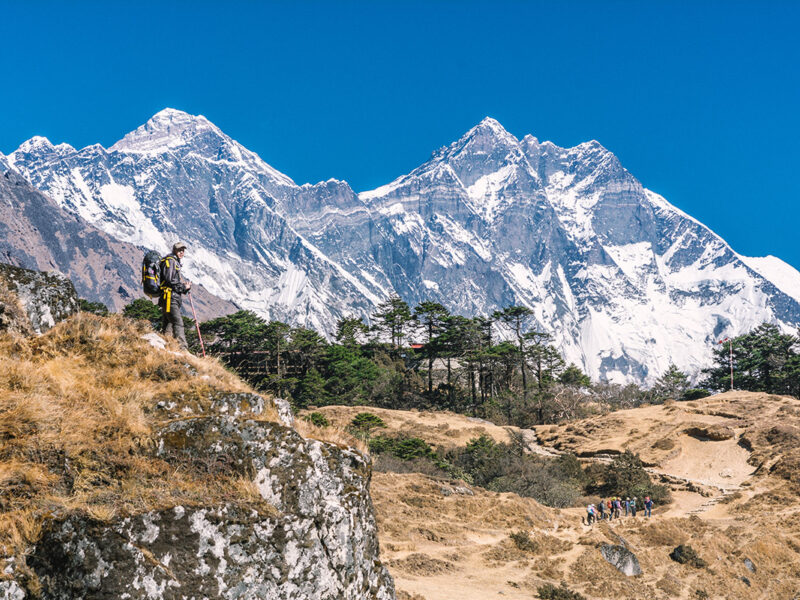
xmin=142 ymin=250 xmax=162 ymax=298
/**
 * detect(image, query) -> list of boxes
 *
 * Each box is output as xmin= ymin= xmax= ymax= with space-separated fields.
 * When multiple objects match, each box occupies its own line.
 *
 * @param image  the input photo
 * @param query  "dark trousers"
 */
xmin=160 ymin=293 xmax=187 ymax=349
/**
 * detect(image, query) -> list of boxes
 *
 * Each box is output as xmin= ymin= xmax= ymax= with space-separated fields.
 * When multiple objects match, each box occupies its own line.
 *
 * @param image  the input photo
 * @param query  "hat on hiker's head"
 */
xmin=172 ymin=241 xmax=188 ymax=253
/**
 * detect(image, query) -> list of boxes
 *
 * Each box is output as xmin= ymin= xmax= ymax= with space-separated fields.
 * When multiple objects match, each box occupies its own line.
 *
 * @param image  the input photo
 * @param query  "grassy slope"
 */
xmin=0 ymin=313 xmax=281 ymax=565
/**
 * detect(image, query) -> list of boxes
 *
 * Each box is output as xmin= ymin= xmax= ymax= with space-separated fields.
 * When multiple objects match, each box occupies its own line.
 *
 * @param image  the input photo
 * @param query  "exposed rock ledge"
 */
xmin=4 ymin=399 xmax=394 ymax=600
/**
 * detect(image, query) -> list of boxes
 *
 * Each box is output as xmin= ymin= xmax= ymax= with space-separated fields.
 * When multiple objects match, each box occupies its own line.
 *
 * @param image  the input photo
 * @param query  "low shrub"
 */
xmin=682 ymin=388 xmax=711 ymax=401
xmin=602 ymin=450 xmax=671 ymax=504
xmin=446 ymin=435 xmax=583 ymax=508
xmin=350 ymin=412 xmax=386 ymax=431
xmin=369 ymin=435 xmax=435 ymax=461
xmin=509 ymin=530 xmax=537 ymax=552
xmin=79 ymin=299 xmax=109 ymax=316
xmin=670 ymin=544 xmax=707 ymax=568
xmin=302 ymin=412 xmax=330 ymax=427
xmin=537 ymin=582 xmax=586 ymax=600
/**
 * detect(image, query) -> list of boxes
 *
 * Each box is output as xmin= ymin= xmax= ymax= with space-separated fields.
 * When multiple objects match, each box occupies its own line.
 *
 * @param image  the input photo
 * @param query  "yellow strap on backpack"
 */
xmin=164 ymin=288 xmax=172 ymax=313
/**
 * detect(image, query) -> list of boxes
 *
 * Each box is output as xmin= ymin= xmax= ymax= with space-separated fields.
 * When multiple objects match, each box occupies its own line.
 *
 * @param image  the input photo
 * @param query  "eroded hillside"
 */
xmin=310 ymin=394 xmax=800 ymax=599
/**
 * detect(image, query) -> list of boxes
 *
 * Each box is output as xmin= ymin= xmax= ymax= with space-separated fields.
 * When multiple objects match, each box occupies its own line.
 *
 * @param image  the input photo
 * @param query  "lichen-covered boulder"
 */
xmin=0 ymin=278 xmax=34 ymax=336
xmin=0 ymin=263 xmax=78 ymax=333
xmin=30 ymin=502 xmax=391 ymax=600
xmin=600 ymin=543 xmax=642 ymax=576
xmin=0 ymin=580 xmax=25 ymax=600
xmin=23 ymin=413 xmax=395 ymax=600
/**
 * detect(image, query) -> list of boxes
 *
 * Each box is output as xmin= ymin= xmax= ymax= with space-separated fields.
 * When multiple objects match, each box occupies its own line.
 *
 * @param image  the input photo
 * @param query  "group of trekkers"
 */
xmin=585 ymin=496 xmax=654 ymax=524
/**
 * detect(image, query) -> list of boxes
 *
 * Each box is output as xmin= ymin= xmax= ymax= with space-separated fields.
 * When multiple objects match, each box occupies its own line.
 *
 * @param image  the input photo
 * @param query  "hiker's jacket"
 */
xmin=159 ymin=254 xmax=187 ymax=312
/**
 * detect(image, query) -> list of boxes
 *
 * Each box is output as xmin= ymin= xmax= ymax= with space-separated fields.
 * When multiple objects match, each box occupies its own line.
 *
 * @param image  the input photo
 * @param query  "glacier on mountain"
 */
xmin=6 ymin=110 xmax=800 ymax=384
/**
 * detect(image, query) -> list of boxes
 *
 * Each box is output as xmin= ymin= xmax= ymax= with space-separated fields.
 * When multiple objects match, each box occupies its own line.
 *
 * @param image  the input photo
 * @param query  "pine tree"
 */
xmin=702 ymin=323 xmax=800 ymax=394
xmin=372 ymin=297 xmax=414 ymax=349
xmin=294 ymin=367 xmax=327 ymax=409
xmin=335 ymin=316 xmax=369 ymax=348
xmin=414 ymin=301 xmax=450 ymax=394
xmin=493 ymin=306 xmax=533 ymax=397
xmin=559 ymin=363 xmax=591 ymax=387
xmin=652 ymin=364 xmax=690 ymax=401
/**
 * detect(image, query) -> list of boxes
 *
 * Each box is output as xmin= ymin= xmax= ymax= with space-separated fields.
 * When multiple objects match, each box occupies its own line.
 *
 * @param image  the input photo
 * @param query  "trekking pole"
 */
xmin=187 ymin=291 xmax=206 ymax=358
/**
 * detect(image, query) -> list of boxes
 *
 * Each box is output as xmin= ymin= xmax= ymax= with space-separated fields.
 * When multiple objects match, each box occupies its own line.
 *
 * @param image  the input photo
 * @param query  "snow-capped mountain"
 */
xmin=0 ymin=168 xmax=236 ymax=318
xmin=7 ymin=110 xmax=379 ymax=333
xmin=7 ymin=109 xmax=800 ymax=383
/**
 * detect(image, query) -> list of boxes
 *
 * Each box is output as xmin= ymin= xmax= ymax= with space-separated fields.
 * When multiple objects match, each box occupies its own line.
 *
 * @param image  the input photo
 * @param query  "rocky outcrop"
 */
xmin=0 ymin=263 xmax=78 ymax=333
xmin=684 ymin=424 xmax=735 ymax=441
xmin=0 ymin=277 xmax=34 ymax=336
xmin=13 ymin=391 xmax=394 ymax=600
xmin=600 ymin=543 xmax=642 ymax=576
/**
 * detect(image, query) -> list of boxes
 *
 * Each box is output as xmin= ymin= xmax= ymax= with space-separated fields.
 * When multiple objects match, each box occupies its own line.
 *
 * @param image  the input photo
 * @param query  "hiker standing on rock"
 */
xmin=159 ymin=241 xmax=192 ymax=349
xmin=598 ymin=498 xmax=606 ymax=521
xmin=630 ymin=497 xmax=637 ymax=517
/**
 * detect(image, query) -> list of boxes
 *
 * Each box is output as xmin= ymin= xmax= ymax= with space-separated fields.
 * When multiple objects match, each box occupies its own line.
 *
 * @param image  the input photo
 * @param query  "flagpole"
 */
xmin=729 ymin=339 xmax=733 ymax=391
xmin=717 ymin=337 xmax=732 ymax=391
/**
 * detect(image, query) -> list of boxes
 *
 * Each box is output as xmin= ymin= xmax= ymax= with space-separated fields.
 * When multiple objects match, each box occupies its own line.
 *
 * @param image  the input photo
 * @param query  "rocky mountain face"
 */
xmin=0 ymin=168 xmax=236 ymax=318
xmin=7 ymin=110 xmax=800 ymax=383
xmin=5 ymin=112 xmax=378 ymax=333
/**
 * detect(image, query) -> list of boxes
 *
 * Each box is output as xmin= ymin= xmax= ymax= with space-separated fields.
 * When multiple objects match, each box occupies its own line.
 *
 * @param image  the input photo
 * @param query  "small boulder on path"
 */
xmin=600 ymin=543 xmax=642 ymax=576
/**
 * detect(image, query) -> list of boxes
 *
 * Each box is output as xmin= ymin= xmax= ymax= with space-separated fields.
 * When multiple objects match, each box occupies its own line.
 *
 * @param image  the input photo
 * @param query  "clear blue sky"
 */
xmin=2 ymin=1 xmax=798 ymax=267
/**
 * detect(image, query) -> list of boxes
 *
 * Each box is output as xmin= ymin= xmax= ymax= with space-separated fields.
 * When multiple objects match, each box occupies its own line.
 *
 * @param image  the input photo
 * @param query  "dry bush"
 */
xmin=389 ymin=553 xmax=456 ymax=575
xmin=396 ymin=591 xmax=427 ymax=600
xmin=635 ymin=520 xmax=688 ymax=547
xmin=531 ymin=556 xmax=565 ymax=581
xmin=656 ymin=574 xmax=684 ymax=596
xmin=652 ymin=438 xmax=675 ymax=450
xmin=483 ymin=539 xmax=532 ymax=565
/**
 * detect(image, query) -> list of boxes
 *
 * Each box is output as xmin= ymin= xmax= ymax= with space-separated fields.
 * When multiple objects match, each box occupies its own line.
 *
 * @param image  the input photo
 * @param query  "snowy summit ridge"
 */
xmin=7 ymin=110 xmax=800 ymax=384
xmin=109 ymin=108 xmax=220 ymax=153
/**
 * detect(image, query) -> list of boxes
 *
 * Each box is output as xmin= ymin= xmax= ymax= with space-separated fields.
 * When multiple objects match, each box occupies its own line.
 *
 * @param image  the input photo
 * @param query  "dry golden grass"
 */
xmin=293 ymin=418 xmax=368 ymax=454
xmin=0 ymin=313 xmax=286 ymax=558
